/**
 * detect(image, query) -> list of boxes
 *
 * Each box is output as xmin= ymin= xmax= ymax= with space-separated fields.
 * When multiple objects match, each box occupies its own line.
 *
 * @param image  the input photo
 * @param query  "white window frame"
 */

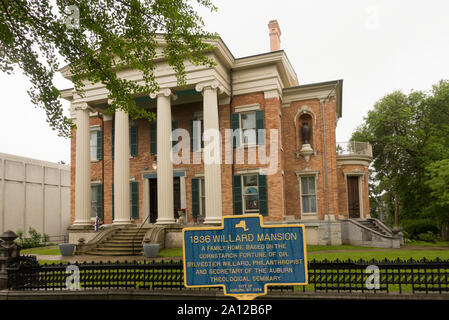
xmin=234 ymin=104 xmax=260 ymax=148
xmin=241 ymin=174 xmax=259 ymax=214
xmin=300 ymin=175 xmax=317 ymax=214
xmin=90 ymin=126 xmax=101 ymax=162
xmin=239 ymin=111 xmax=257 ymax=147
xmin=296 ymin=171 xmax=319 ymax=218
xmin=192 ymin=118 xmax=203 ymax=152
xmin=90 ymin=182 xmax=101 ymax=219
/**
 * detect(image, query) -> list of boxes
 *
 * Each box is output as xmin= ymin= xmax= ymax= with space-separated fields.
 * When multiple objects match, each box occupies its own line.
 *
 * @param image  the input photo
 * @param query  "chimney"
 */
xmin=268 ymin=20 xmax=281 ymax=52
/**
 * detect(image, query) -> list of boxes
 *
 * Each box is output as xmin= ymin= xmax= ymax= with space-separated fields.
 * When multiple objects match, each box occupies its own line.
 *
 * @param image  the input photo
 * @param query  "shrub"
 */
xmin=15 ymin=227 xmax=48 ymax=249
xmin=417 ymin=231 xmax=439 ymax=243
xmin=400 ymin=219 xmax=439 ymax=240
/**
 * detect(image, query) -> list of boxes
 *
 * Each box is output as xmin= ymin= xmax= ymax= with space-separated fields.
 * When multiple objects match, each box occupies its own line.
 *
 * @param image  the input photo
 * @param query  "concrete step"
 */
xmin=84 ymin=227 xmax=153 ymax=256
xmin=86 ymin=251 xmax=141 ymax=256
xmin=107 ymin=240 xmax=143 ymax=245
xmin=108 ymin=235 xmax=145 ymax=240
xmin=358 ymin=220 xmax=389 ymax=235
xmin=116 ymin=229 xmax=147 ymax=234
xmin=90 ymin=247 xmax=140 ymax=253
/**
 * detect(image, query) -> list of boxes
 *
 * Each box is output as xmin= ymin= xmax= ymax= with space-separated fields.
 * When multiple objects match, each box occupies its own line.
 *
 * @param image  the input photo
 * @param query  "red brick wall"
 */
xmin=281 ymin=97 xmax=340 ymax=220
xmin=70 ymin=92 xmax=367 ymax=224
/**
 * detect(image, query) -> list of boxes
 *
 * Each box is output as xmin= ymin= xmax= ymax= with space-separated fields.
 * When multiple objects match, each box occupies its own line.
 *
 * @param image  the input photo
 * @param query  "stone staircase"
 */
xmin=342 ymin=218 xmax=401 ymax=248
xmin=357 ymin=219 xmax=392 ymax=237
xmin=86 ymin=227 xmax=148 ymax=256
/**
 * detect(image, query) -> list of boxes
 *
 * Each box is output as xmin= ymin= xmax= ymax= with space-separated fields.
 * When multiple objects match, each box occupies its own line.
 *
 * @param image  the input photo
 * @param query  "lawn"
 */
xmin=307 ymin=249 xmax=449 ymax=261
xmin=21 ymin=246 xmax=60 ymax=256
xmin=22 ymin=243 xmax=449 ymax=264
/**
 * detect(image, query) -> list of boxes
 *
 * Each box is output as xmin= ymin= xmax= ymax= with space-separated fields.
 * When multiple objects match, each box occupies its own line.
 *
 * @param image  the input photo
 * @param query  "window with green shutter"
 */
xmin=130 ymin=126 xmax=138 ymax=157
xmin=230 ymin=113 xmax=240 ymax=148
xmin=112 ymin=126 xmax=138 ymax=158
xmin=90 ymin=129 xmax=103 ymax=161
xmin=258 ymin=174 xmax=268 ymax=216
xmin=233 ymin=175 xmax=243 ymax=215
xmin=231 ymin=110 xmax=265 ymax=147
xmin=130 ymin=181 xmax=139 ymax=219
xmin=91 ymin=184 xmax=103 ymax=219
xmin=256 ymin=110 xmax=265 ymax=145
xmin=233 ymin=173 xmax=268 ymax=216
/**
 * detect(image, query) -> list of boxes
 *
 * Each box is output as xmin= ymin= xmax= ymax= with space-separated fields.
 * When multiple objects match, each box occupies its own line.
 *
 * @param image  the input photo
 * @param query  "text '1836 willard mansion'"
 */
xmin=61 ymin=20 xmax=402 ymax=252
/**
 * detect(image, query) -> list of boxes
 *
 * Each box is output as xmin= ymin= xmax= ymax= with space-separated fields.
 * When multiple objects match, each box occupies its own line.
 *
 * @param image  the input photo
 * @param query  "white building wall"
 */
xmin=0 ymin=152 xmax=70 ymax=238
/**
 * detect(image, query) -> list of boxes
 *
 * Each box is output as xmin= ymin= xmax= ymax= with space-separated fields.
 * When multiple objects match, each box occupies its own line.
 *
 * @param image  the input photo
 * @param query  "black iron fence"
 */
xmin=7 ymin=257 xmax=449 ymax=294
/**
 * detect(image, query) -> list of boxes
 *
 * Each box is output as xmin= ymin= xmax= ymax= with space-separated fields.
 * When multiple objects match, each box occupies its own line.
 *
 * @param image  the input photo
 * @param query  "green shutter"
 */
xmin=258 ymin=174 xmax=268 ymax=216
xmin=256 ymin=110 xmax=265 ymax=145
xmin=112 ymin=127 xmax=115 ymax=159
xmin=233 ymin=175 xmax=243 ymax=215
xmin=172 ymin=120 xmax=178 ymax=152
xmin=200 ymin=120 xmax=204 ymax=149
xmin=230 ymin=113 xmax=240 ymax=148
xmin=130 ymin=126 xmax=138 ymax=157
xmin=130 ymin=181 xmax=139 ymax=219
xmin=96 ymin=130 xmax=103 ymax=160
xmin=150 ymin=122 xmax=157 ymax=154
xmin=191 ymin=178 xmax=200 ymax=218
xmin=97 ymin=184 xmax=103 ymax=219
xmin=112 ymin=183 xmax=114 ymax=220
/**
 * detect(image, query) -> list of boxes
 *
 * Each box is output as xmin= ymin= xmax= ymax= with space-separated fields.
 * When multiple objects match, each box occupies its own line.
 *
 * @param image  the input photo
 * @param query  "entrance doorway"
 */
xmin=347 ymin=176 xmax=360 ymax=219
xmin=149 ymin=178 xmax=157 ymax=223
xmin=148 ymin=177 xmax=181 ymax=223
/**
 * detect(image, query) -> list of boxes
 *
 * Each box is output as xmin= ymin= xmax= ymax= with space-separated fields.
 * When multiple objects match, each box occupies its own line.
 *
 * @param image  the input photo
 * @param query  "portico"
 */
xmin=70 ymin=78 xmax=227 ymax=227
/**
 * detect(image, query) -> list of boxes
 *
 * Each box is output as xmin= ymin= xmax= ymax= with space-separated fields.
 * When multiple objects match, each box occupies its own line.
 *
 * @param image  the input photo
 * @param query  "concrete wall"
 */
xmin=341 ymin=220 xmax=400 ymax=248
xmin=0 ymin=152 xmax=70 ymax=238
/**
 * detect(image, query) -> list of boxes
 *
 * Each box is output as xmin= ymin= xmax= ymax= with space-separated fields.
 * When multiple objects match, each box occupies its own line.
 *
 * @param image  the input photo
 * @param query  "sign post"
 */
xmin=183 ymin=214 xmax=308 ymax=300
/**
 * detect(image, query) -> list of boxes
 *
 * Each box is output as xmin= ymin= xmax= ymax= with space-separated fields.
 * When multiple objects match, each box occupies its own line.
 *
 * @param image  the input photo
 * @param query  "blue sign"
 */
xmin=183 ymin=215 xmax=308 ymax=298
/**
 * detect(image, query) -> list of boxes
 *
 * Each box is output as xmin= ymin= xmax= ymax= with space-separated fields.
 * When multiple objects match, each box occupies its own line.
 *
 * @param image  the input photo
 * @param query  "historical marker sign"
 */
xmin=183 ymin=214 xmax=308 ymax=299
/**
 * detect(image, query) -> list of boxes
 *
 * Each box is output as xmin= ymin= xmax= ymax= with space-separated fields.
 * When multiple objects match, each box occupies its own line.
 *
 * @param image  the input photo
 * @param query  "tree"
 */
xmin=0 ymin=0 xmax=217 ymax=137
xmin=351 ymin=80 xmax=449 ymax=238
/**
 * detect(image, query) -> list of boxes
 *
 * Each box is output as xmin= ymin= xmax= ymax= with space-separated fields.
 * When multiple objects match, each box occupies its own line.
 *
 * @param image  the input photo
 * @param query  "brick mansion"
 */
xmin=61 ymin=21 xmax=401 ymax=248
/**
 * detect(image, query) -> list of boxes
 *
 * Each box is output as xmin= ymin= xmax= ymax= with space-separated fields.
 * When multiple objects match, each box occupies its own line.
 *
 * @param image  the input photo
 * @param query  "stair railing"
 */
xmin=132 ymin=214 xmax=151 ymax=256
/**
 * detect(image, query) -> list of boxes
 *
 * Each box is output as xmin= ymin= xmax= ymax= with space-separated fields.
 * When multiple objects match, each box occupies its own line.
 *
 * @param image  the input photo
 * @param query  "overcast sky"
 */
xmin=0 ymin=0 xmax=448 ymax=164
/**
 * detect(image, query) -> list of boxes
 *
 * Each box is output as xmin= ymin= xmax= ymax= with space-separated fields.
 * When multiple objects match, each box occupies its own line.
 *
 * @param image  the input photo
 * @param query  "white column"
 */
xmin=113 ymin=107 xmax=132 ymax=225
xmin=150 ymin=89 xmax=176 ymax=224
xmin=73 ymin=102 xmax=93 ymax=226
xmin=196 ymin=81 xmax=223 ymax=224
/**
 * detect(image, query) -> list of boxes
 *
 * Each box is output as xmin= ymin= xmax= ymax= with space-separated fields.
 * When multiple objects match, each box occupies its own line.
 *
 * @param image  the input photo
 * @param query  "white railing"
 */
xmin=336 ymin=141 xmax=373 ymax=157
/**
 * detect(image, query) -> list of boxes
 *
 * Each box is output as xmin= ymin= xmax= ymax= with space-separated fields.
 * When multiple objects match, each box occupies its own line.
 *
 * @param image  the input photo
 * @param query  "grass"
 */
xmin=308 ymin=250 xmax=449 ymax=261
xmin=22 ymin=243 xmax=449 ymax=264
xmin=21 ymin=247 xmax=61 ymax=255
xmin=404 ymin=240 xmax=449 ymax=247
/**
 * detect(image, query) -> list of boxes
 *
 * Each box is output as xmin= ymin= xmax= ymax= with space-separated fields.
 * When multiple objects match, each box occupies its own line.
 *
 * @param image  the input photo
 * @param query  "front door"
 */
xmin=347 ymin=176 xmax=360 ymax=218
xmin=148 ymin=177 xmax=181 ymax=223
xmin=173 ymin=177 xmax=180 ymax=219
xmin=149 ymin=178 xmax=158 ymax=223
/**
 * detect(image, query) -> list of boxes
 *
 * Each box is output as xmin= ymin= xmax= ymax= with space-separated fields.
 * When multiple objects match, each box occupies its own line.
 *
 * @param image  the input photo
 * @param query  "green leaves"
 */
xmin=0 ymin=0 xmax=217 ymax=137
xmin=352 ymin=80 xmax=449 ymax=232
